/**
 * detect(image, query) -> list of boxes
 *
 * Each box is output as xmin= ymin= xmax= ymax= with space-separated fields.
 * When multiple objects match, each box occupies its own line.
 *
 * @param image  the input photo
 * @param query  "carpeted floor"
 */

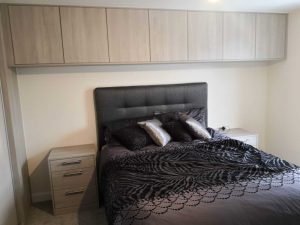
xmin=26 ymin=201 xmax=108 ymax=225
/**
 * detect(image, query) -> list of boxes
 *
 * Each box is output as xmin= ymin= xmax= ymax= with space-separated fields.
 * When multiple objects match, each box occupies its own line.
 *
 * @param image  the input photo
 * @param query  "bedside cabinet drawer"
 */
xmin=53 ymin=185 xmax=97 ymax=209
xmin=51 ymin=168 xmax=96 ymax=190
xmin=50 ymin=156 xmax=94 ymax=171
xmin=233 ymin=135 xmax=257 ymax=147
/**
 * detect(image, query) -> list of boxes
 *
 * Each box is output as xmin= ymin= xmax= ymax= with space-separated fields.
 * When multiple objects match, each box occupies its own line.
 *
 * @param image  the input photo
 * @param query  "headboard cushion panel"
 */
xmin=94 ymin=83 xmax=207 ymax=148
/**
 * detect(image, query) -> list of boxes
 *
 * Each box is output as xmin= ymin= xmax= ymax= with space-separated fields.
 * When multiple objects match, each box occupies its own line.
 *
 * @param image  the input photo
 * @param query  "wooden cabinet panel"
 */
xmin=188 ymin=11 xmax=223 ymax=61
xmin=149 ymin=10 xmax=187 ymax=62
xmin=223 ymin=13 xmax=256 ymax=60
xmin=256 ymin=14 xmax=287 ymax=59
xmin=60 ymin=7 xmax=109 ymax=63
xmin=107 ymin=8 xmax=150 ymax=63
xmin=9 ymin=5 xmax=63 ymax=64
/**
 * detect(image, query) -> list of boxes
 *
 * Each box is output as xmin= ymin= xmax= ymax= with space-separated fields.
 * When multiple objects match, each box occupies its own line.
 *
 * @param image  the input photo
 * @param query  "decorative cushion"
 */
xmin=138 ymin=119 xmax=171 ymax=147
xmin=185 ymin=108 xmax=207 ymax=127
xmin=112 ymin=126 xmax=154 ymax=151
xmin=104 ymin=116 xmax=152 ymax=143
xmin=155 ymin=111 xmax=180 ymax=124
xmin=154 ymin=108 xmax=206 ymax=127
xmin=179 ymin=114 xmax=211 ymax=140
xmin=163 ymin=121 xmax=193 ymax=142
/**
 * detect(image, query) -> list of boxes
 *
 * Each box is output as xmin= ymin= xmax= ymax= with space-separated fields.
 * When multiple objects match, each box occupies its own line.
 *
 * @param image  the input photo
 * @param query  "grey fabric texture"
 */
xmin=162 ymin=121 xmax=193 ymax=142
xmin=180 ymin=114 xmax=212 ymax=140
xmin=112 ymin=126 xmax=153 ymax=151
xmin=138 ymin=119 xmax=171 ymax=147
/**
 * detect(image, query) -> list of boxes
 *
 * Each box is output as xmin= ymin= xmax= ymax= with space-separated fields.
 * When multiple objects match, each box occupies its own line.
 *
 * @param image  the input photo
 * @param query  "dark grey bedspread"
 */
xmin=100 ymin=131 xmax=300 ymax=225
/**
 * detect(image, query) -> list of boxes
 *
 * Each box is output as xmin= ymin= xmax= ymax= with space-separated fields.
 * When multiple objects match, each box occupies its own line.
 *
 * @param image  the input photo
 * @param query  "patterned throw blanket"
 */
xmin=101 ymin=139 xmax=300 ymax=225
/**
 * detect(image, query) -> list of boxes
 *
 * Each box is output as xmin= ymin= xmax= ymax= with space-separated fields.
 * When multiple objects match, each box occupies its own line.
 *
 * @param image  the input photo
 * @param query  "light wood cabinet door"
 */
xmin=107 ymin=8 xmax=150 ymax=63
xmin=223 ymin=13 xmax=256 ymax=60
xmin=9 ymin=5 xmax=63 ymax=64
xmin=188 ymin=11 xmax=223 ymax=61
xmin=60 ymin=7 xmax=109 ymax=63
xmin=149 ymin=10 xmax=187 ymax=62
xmin=256 ymin=14 xmax=287 ymax=60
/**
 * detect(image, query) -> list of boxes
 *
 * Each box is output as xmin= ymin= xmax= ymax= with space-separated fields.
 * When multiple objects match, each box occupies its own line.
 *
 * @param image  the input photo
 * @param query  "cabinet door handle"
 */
xmin=62 ymin=160 xmax=81 ymax=166
xmin=65 ymin=189 xmax=85 ymax=196
xmin=63 ymin=171 xmax=83 ymax=177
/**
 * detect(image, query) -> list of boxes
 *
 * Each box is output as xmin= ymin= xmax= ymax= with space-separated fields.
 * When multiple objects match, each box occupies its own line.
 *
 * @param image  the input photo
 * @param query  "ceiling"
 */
xmin=1 ymin=0 xmax=300 ymax=13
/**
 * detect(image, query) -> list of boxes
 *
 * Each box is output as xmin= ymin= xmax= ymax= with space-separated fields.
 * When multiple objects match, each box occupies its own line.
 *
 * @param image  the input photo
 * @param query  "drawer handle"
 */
xmin=65 ymin=189 xmax=85 ymax=196
xmin=62 ymin=160 xmax=81 ymax=166
xmin=63 ymin=171 xmax=83 ymax=177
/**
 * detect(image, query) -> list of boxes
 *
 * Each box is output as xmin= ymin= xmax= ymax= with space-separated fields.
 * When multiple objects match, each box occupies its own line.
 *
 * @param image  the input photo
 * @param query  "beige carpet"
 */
xmin=26 ymin=201 xmax=108 ymax=225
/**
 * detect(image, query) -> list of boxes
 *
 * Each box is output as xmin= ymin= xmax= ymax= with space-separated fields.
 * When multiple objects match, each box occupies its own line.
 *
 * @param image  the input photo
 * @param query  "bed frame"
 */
xmin=94 ymin=83 xmax=208 ymax=149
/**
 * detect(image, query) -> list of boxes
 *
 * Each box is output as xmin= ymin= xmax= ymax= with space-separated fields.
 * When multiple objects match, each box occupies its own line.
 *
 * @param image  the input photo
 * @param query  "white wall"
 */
xmin=17 ymin=62 xmax=269 ymax=201
xmin=267 ymin=9 xmax=300 ymax=165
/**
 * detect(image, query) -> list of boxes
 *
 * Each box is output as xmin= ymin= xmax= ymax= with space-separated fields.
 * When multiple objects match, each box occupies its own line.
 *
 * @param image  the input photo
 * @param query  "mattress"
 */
xmin=99 ymin=132 xmax=300 ymax=225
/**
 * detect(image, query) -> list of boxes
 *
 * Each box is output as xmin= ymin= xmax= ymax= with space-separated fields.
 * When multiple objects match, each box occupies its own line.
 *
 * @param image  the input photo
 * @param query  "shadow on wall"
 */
xmin=17 ymin=61 xmax=269 ymax=76
xmin=29 ymin=128 xmax=97 ymax=202
xmin=30 ymin=89 xmax=98 ymax=202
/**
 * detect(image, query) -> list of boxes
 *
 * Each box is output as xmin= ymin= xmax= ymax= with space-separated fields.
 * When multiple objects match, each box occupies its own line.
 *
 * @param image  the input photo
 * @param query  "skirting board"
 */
xmin=31 ymin=192 xmax=51 ymax=203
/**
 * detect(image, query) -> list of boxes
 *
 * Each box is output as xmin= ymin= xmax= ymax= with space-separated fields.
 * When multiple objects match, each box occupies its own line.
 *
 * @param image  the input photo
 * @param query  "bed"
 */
xmin=94 ymin=83 xmax=300 ymax=225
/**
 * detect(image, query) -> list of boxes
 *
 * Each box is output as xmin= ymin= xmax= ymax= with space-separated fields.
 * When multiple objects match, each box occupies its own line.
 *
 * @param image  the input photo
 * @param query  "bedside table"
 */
xmin=48 ymin=144 xmax=99 ymax=215
xmin=223 ymin=128 xmax=259 ymax=148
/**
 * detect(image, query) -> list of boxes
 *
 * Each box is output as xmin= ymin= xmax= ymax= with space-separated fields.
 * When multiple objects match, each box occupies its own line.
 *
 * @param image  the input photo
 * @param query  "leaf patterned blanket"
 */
xmin=101 ymin=137 xmax=300 ymax=225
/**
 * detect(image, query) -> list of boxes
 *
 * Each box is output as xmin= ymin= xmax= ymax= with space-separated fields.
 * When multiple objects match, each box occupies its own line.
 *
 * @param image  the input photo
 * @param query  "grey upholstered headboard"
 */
xmin=94 ymin=83 xmax=208 ymax=148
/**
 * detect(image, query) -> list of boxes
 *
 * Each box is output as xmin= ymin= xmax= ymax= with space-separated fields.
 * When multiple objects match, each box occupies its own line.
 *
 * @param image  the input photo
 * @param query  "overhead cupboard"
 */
xmin=6 ymin=5 xmax=288 ymax=66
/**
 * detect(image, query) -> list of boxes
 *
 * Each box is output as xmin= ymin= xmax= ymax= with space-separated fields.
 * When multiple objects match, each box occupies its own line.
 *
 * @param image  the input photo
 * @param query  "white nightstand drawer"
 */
xmin=233 ymin=135 xmax=257 ymax=147
xmin=51 ymin=168 xmax=96 ymax=190
xmin=50 ymin=156 xmax=94 ymax=172
xmin=53 ymin=185 xmax=97 ymax=209
xmin=224 ymin=128 xmax=259 ymax=148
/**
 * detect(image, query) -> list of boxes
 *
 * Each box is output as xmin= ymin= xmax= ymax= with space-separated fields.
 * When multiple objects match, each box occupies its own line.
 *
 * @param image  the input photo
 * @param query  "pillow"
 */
xmin=112 ymin=126 xmax=154 ymax=150
xmin=154 ymin=108 xmax=207 ymax=127
xmin=155 ymin=111 xmax=180 ymax=123
xmin=163 ymin=121 xmax=193 ymax=142
xmin=104 ymin=116 xmax=152 ymax=143
xmin=138 ymin=119 xmax=171 ymax=147
xmin=185 ymin=108 xmax=207 ymax=127
xmin=179 ymin=114 xmax=211 ymax=140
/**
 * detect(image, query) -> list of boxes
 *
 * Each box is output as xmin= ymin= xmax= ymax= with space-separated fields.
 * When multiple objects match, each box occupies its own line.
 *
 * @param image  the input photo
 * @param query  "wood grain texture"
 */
xmin=223 ymin=13 xmax=256 ymax=60
xmin=60 ymin=7 xmax=109 ymax=63
xmin=188 ymin=11 xmax=223 ymax=61
xmin=50 ymin=156 xmax=95 ymax=172
xmin=48 ymin=144 xmax=96 ymax=160
xmin=0 ymin=44 xmax=18 ymax=225
xmin=256 ymin=13 xmax=287 ymax=59
xmin=48 ymin=144 xmax=98 ymax=215
xmin=107 ymin=8 xmax=150 ymax=63
xmin=149 ymin=10 xmax=188 ymax=62
xmin=9 ymin=5 xmax=64 ymax=64
xmin=53 ymin=185 xmax=97 ymax=209
xmin=51 ymin=168 xmax=96 ymax=190
xmin=0 ymin=5 xmax=30 ymax=223
xmin=0 ymin=5 xmax=14 ymax=66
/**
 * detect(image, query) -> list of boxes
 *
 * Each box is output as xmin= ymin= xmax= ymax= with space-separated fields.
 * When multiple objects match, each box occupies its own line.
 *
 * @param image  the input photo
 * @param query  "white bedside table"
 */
xmin=48 ymin=144 xmax=99 ymax=215
xmin=223 ymin=128 xmax=259 ymax=148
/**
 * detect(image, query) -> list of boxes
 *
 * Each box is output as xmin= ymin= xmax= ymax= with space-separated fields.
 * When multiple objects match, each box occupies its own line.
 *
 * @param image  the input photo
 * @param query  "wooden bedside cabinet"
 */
xmin=223 ymin=128 xmax=259 ymax=148
xmin=48 ymin=144 xmax=99 ymax=215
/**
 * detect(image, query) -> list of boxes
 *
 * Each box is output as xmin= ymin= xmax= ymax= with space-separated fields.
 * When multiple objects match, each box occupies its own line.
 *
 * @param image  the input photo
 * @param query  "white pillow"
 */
xmin=180 ymin=114 xmax=212 ymax=140
xmin=138 ymin=119 xmax=171 ymax=146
